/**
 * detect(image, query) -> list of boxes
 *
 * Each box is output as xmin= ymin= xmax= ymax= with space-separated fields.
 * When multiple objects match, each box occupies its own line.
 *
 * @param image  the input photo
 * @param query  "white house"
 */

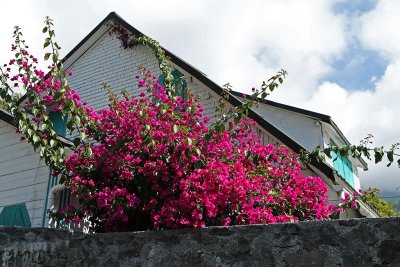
xmin=0 ymin=12 xmax=378 ymax=228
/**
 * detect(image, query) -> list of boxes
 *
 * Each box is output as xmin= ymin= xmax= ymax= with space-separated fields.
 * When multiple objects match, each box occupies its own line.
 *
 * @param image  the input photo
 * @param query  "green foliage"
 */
xmin=363 ymin=188 xmax=400 ymax=217
xmin=208 ymin=70 xmax=287 ymax=140
xmin=0 ymin=17 xmax=93 ymax=179
xmin=0 ymin=93 xmax=21 ymax=110
xmin=0 ymin=98 xmax=7 ymax=110
xmin=301 ymin=134 xmax=400 ymax=168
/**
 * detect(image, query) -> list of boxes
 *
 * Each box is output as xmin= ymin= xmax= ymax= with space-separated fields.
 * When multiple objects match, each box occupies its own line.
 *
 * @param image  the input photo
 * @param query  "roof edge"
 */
xmin=0 ymin=109 xmax=15 ymax=126
xmin=230 ymin=90 xmax=331 ymax=122
xmin=231 ymin=91 xmax=368 ymax=170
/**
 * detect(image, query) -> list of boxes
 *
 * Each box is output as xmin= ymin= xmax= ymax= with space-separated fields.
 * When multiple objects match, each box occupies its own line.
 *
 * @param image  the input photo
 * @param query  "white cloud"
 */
xmin=303 ymin=61 xmax=400 ymax=191
xmin=358 ymin=0 xmax=400 ymax=60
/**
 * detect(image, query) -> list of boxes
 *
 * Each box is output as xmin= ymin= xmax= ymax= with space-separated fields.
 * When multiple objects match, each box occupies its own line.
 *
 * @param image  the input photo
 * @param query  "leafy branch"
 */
xmin=0 ymin=17 xmax=94 ymax=179
xmin=206 ymin=69 xmax=287 ymax=139
xmin=300 ymin=134 xmax=400 ymax=168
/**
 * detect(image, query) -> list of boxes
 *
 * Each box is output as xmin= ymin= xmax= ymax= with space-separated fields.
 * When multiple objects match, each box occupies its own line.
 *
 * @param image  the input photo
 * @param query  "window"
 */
xmin=157 ymin=69 xmax=187 ymax=101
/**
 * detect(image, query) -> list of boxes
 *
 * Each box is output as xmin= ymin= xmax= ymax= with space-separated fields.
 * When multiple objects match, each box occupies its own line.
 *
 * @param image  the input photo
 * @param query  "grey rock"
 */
xmin=0 ymin=218 xmax=399 ymax=267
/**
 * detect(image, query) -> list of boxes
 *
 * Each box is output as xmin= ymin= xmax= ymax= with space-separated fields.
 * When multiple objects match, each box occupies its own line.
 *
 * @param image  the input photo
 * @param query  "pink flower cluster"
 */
xmin=5 ymin=44 xmax=84 ymax=115
xmin=62 ymin=70 xmax=332 ymax=232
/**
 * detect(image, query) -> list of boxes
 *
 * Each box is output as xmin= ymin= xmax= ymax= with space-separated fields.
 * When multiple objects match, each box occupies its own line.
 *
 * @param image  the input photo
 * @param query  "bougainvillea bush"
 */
xmin=0 ymin=18 xmax=354 ymax=233
xmin=55 ymin=69 xmax=332 ymax=232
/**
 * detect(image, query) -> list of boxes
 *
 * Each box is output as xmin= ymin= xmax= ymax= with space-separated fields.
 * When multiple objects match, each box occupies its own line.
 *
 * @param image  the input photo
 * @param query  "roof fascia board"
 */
xmin=62 ymin=12 xmax=119 ymax=69
xmin=231 ymin=91 xmax=331 ymax=122
xmin=63 ymin=24 xmax=111 ymax=69
xmin=0 ymin=109 xmax=15 ymax=126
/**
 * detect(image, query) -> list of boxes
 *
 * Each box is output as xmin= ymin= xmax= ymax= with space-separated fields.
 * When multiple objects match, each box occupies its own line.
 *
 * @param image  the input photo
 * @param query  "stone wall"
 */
xmin=1 ymin=217 xmax=399 ymax=267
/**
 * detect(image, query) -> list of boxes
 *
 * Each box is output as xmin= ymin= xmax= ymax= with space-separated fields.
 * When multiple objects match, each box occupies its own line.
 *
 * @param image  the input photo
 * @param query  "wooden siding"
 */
xmin=0 ymin=120 xmax=50 ymax=227
xmin=66 ymin=32 xmax=229 ymax=137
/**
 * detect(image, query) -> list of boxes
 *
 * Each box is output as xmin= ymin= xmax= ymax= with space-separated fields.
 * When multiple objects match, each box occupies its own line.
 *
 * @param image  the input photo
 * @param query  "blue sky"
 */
xmin=325 ymin=40 xmax=387 ymax=91
xmin=333 ymin=0 xmax=378 ymax=15
xmin=328 ymin=0 xmax=385 ymax=91
xmin=0 ymin=0 xmax=399 ymax=192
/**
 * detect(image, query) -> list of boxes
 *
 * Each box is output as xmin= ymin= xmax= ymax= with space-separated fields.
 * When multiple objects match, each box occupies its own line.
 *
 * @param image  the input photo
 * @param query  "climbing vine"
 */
xmin=300 ymin=134 xmax=400 ymax=168
xmin=0 ymin=17 xmax=94 ymax=179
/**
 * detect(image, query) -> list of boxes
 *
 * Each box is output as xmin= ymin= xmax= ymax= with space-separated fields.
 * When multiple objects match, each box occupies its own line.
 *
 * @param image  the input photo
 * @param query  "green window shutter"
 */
xmin=330 ymin=139 xmax=355 ymax=188
xmin=0 ymin=203 xmax=31 ymax=227
xmin=331 ymin=149 xmax=343 ymax=176
xmin=157 ymin=70 xmax=187 ymax=101
xmin=157 ymin=74 xmax=165 ymax=88
xmin=171 ymin=69 xmax=187 ymax=101
xmin=342 ymin=157 xmax=354 ymax=187
xmin=49 ymin=111 xmax=68 ymax=137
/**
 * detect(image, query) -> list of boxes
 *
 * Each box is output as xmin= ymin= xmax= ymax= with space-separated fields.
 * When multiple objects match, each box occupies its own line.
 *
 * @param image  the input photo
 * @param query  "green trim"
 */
xmin=42 ymin=169 xmax=53 ymax=227
xmin=0 ymin=203 xmax=31 ymax=227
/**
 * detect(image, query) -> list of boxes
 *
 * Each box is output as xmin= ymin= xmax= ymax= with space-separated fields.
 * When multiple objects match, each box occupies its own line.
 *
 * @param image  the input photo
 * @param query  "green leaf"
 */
xmin=75 ymin=116 xmax=81 ymax=125
xmin=261 ymin=92 xmax=267 ymax=99
xmin=73 ymin=138 xmax=81 ymax=147
xmin=85 ymin=147 xmax=92 ymax=156
xmin=387 ymin=151 xmax=394 ymax=163
xmin=185 ymin=148 xmax=192 ymax=158
xmin=44 ymin=38 xmax=50 ymax=48
xmin=32 ymin=135 xmax=40 ymax=144
xmin=278 ymin=77 xmax=283 ymax=84
xmin=268 ymin=83 xmax=275 ymax=92
xmin=374 ymin=151 xmax=383 ymax=164
xmin=52 ymin=54 xmax=58 ymax=63
xmin=42 ymin=27 xmax=48 ymax=33
xmin=398 ymin=159 xmax=400 ymax=168
xmin=323 ymin=148 xmax=332 ymax=158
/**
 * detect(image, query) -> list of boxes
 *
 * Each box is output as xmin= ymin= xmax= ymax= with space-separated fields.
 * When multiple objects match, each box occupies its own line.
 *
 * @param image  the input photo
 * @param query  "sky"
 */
xmin=1 ymin=0 xmax=399 ymax=196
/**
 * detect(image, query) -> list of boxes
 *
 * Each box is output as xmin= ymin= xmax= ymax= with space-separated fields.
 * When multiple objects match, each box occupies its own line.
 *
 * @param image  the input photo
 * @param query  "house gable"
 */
xmin=56 ymin=12 xmax=336 ymax=181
